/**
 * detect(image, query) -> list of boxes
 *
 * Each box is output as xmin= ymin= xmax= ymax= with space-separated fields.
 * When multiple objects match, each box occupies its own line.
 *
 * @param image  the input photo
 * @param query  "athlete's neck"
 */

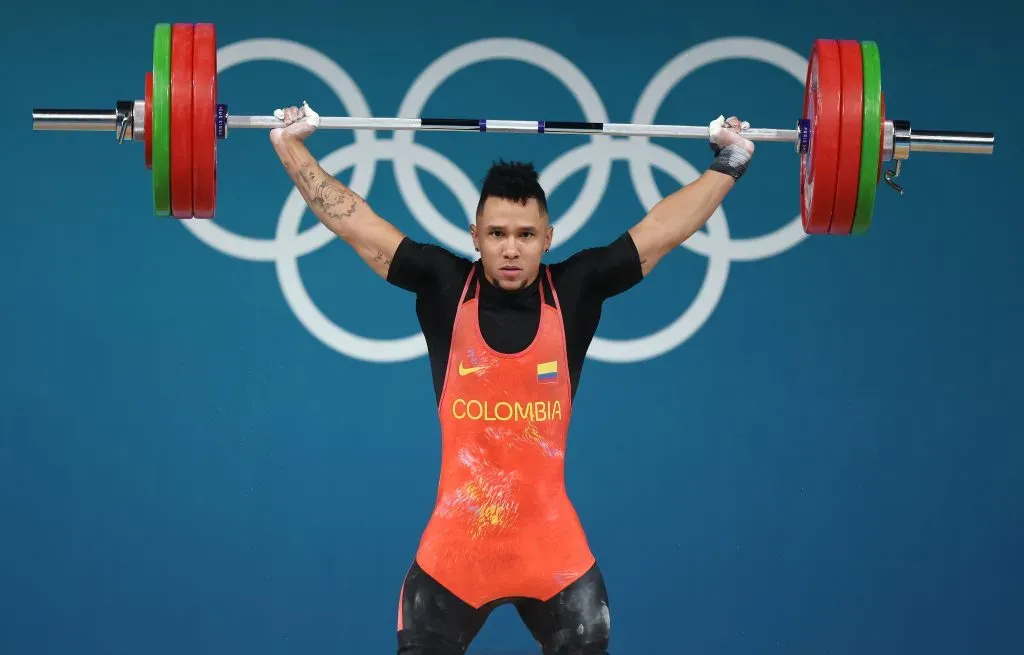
xmin=478 ymin=263 xmax=541 ymax=302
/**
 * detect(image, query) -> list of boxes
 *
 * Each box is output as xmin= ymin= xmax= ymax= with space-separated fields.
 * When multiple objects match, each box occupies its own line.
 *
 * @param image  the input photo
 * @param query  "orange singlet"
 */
xmin=413 ymin=265 xmax=596 ymax=609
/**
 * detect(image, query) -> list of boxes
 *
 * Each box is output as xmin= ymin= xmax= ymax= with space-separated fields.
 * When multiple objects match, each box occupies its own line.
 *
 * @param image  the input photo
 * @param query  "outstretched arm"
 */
xmin=627 ymin=116 xmax=754 ymax=277
xmin=270 ymin=102 xmax=404 ymax=280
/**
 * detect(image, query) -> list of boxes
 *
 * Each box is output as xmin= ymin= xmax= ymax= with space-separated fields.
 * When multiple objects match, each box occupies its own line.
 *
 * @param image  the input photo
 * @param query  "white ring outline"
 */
xmin=181 ymin=38 xmax=379 ymax=261
xmin=275 ymin=140 xmax=480 ymax=362
xmin=392 ymin=38 xmax=614 ymax=256
xmin=585 ymin=139 xmax=731 ymax=363
xmin=629 ymin=36 xmax=810 ymax=262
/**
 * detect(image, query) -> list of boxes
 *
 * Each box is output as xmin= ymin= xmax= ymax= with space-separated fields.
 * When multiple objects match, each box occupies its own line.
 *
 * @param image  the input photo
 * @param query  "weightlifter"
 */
xmin=269 ymin=100 xmax=754 ymax=655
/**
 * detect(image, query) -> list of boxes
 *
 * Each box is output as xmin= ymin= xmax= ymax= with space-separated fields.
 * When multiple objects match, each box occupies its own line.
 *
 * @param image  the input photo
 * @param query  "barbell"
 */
xmin=31 ymin=22 xmax=996 ymax=235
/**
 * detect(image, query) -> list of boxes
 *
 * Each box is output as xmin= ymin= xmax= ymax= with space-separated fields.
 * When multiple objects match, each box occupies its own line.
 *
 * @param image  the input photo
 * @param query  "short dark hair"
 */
xmin=475 ymin=160 xmax=548 ymax=217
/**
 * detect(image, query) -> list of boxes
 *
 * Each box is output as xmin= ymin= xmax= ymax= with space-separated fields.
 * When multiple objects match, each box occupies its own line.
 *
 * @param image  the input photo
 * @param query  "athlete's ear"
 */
xmin=545 ymin=225 xmax=553 ymax=252
xmin=470 ymin=223 xmax=479 ymax=251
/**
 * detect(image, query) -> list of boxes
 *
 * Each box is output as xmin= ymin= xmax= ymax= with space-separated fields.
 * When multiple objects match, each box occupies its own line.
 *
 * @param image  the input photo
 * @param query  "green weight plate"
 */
xmin=152 ymin=23 xmax=172 ymax=217
xmin=852 ymin=41 xmax=882 ymax=235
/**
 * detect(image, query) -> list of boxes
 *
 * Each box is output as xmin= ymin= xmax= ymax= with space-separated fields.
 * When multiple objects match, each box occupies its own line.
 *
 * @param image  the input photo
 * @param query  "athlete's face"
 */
xmin=471 ymin=196 xmax=552 ymax=291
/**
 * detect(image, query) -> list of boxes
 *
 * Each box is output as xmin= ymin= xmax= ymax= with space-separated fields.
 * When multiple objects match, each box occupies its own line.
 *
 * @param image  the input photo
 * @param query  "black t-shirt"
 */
xmin=386 ymin=232 xmax=644 ymax=405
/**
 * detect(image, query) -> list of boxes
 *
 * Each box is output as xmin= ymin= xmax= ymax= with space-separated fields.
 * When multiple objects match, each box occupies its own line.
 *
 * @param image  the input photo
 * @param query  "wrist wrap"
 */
xmin=709 ymin=143 xmax=751 ymax=180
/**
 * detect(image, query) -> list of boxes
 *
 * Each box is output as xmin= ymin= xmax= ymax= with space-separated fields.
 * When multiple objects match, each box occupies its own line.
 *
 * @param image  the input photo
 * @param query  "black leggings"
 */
xmin=396 ymin=560 xmax=612 ymax=654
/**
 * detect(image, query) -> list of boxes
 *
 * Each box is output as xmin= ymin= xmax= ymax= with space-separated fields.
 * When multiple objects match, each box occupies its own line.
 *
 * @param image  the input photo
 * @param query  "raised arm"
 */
xmin=627 ymin=115 xmax=754 ymax=277
xmin=269 ymin=102 xmax=404 ymax=280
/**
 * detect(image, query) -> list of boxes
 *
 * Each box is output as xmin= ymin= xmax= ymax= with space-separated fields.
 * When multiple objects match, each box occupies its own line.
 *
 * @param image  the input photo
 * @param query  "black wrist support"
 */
xmin=709 ymin=143 xmax=751 ymax=180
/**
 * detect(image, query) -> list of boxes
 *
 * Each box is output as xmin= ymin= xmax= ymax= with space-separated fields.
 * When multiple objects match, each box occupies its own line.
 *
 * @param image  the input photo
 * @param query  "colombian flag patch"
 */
xmin=536 ymin=360 xmax=558 ymax=383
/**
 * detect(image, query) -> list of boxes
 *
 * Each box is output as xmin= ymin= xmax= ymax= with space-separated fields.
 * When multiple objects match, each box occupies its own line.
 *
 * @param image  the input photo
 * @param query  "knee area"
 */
xmin=541 ymin=624 xmax=610 ymax=655
xmin=542 ymin=637 xmax=609 ymax=655
xmin=540 ymin=598 xmax=611 ymax=655
xmin=396 ymin=628 xmax=466 ymax=655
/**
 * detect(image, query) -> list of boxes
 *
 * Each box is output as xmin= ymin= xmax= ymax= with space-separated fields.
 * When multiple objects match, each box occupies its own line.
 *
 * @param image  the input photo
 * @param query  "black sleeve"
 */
xmin=386 ymin=237 xmax=473 ymax=296
xmin=548 ymin=231 xmax=644 ymax=303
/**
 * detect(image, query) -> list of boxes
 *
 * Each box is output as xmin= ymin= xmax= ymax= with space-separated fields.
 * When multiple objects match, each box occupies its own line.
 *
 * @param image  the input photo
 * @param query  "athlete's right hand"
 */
xmin=707 ymin=114 xmax=754 ymax=180
xmin=270 ymin=100 xmax=320 ymax=143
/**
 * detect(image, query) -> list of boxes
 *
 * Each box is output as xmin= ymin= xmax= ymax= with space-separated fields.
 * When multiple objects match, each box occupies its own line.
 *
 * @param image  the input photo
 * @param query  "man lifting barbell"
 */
xmin=17 ymin=15 xmax=1004 ymax=653
xmin=24 ymin=21 xmax=1000 ymax=654
xmin=269 ymin=100 xmax=753 ymax=655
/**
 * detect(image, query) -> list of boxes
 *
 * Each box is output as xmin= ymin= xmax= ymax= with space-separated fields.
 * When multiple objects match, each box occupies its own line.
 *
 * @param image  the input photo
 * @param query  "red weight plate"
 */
xmin=145 ymin=72 xmax=153 ymax=170
xmin=192 ymin=23 xmax=218 ymax=219
xmin=878 ymin=92 xmax=885 ymax=182
xmin=800 ymin=39 xmax=842 ymax=235
xmin=170 ymin=23 xmax=195 ymax=218
xmin=828 ymin=40 xmax=864 ymax=235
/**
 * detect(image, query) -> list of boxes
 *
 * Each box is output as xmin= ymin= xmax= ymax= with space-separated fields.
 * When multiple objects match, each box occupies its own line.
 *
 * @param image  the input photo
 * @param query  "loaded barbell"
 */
xmin=31 ymin=22 xmax=996 ymax=235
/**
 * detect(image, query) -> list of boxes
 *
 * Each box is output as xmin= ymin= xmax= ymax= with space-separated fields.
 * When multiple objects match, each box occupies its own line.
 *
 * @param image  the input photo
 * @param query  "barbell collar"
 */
xmin=132 ymin=100 xmax=146 ymax=143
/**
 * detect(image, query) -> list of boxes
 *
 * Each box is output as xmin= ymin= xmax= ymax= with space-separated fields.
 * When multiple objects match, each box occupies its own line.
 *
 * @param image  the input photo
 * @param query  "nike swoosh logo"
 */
xmin=459 ymin=362 xmax=484 ymax=376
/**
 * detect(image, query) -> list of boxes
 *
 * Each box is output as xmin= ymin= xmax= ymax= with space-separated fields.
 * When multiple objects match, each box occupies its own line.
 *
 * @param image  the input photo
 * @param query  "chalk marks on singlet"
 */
xmin=436 ymin=412 xmax=567 ymax=537
xmin=439 ymin=445 xmax=520 ymax=539
xmin=479 ymin=426 xmax=563 ymax=459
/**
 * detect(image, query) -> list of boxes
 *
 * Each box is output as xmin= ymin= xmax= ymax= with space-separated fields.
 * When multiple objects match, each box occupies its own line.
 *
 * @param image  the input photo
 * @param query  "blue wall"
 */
xmin=3 ymin=1 xmax=1022 ymax=653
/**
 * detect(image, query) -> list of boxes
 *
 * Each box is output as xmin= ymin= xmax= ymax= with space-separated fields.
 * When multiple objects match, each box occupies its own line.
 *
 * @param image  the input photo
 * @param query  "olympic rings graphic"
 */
xmin=180 ymin=35 xmax=809 ymax=364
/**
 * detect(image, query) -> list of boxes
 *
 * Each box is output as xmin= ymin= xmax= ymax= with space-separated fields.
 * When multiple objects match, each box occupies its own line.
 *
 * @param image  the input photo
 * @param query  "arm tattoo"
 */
xmin=298 ymin=165 xmax=362 ymax=223
xmin=373 ymin=250 xmax=392 ymax=269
